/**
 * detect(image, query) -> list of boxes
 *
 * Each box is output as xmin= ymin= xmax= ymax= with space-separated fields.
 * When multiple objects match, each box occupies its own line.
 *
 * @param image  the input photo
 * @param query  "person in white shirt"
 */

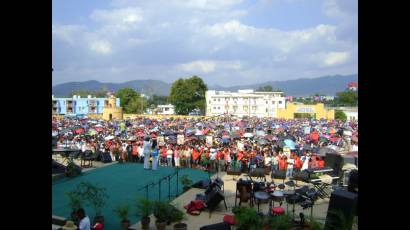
xmin=77 ymin=208 xmax=91 ymax=230
xmin=286 ymin=155 xmax=295 ymax=178
xmin=143 ymin=137 xmax=151 ymax=169
xmin=301 ymin=152 xmax=311 ymax=171
xmin=166 ymin=147 xmax=173 ymax=167
xmin=209 ymin=148 xmax=217 ymax=171
xmin=138 ymin=145 xmax=144 ymax=163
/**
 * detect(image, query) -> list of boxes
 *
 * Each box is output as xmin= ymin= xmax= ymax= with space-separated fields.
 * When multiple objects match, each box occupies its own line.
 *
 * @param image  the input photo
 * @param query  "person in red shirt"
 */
xmin=316 ymin=156 xmax=325 ymax=168
xmin=192 ymin=147 xmax=200 ymax=168
xmin=279 ymin=156 xmax=287 ymax=171
xmin=161 ymin=146 xmax=167 ymax=166
xmin=216 ymin=149 xmax=224 ymax=173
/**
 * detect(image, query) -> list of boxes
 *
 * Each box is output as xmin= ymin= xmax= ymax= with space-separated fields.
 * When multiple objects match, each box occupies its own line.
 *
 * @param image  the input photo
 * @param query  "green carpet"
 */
xmin=52 ymin=163 xmax=210 ymax=230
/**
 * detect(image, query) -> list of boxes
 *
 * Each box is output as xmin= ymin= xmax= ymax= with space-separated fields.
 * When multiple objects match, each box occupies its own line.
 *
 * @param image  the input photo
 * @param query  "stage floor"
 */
xmin=52 ymin=163 xmax=210 ymax=230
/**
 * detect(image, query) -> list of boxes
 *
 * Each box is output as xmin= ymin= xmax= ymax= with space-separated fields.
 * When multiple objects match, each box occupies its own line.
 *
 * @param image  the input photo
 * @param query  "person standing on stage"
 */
xmin=151 ymin=139 xmax=159 ymax=170
xmin=166 ymin=145 xmax=173 ymax=167
xmin=143 ymin=136 xmax=151 ymax=169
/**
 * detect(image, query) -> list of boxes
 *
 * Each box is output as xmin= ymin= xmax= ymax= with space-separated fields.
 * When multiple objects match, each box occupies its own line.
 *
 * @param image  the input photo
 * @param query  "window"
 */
xmin=266 ymin=108 xmax=268 ymax=112
xmin=209 ymin=100 xmax=211 ymax=104
xmin=252 ymin=106 xmax=257 ymax=110
xmin=213 ymin=99 xmax=216 ymax=102
xmin=279 ymin=101 xmax=283 ymax=104
xmin=165 ymin=108 xmax=169 ymax=111
xmin=272 ymin=101 xmax=275 ymax=104
xmin=233 ymin=106 xmax=238 ymax=111
xmin=266 ymin=101 xmax=268 ymax=104
xmin=213 ymin=107 xmax=216 ymax=109
xmin=218 ymin=107 xmax=220 ymax=109
xmin=243 ymin=106 xmax=248 ymax=111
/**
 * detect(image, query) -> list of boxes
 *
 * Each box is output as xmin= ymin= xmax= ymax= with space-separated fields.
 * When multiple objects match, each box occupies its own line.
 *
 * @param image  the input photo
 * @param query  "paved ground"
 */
xmin=130 ymin=172 xmax=331 ymax=230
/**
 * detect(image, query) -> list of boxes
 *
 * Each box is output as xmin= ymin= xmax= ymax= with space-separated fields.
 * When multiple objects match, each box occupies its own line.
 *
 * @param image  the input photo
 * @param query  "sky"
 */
xmin=52 ymin=0 xmax=358 ymax=87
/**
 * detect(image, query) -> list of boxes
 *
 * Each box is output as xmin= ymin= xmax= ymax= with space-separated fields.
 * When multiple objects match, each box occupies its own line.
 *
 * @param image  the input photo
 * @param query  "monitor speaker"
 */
xmin=324 ymin=190 xmax=358 ymax=230
xmin=206 ymin=187 xmax=225 ymax=210
xmin=325 ymin=153 xmax=343 ymax=176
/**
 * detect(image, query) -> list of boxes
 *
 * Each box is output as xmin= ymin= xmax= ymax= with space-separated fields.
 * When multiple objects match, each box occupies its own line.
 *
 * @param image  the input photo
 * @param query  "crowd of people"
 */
xmin=52 ymin=115 xmax=358 ymax=178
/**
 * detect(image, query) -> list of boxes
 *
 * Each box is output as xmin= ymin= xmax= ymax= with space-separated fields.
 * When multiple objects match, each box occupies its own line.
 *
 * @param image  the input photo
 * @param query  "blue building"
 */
xmin=52 ymin=95 xmax=120 ymax=115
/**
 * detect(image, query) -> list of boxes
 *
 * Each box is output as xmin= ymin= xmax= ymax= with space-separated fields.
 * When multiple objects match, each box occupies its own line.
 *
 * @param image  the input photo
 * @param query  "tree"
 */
xmin=169 ymin=76 xmax=208 ymax=115
xmin=335 ymin=90 xmax=358 ymax=106
xmin=115 ymin=88 xmax=146 ymax=113
xmin=335 ymin=109 xmax=347 ymax=121
xmin=256 ymin=85 xmax=273 ymax=92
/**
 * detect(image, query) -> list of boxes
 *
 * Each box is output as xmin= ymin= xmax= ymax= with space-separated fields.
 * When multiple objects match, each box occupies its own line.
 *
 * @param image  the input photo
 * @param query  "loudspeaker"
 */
xmin=325 ymin=153 xmax=343 ymax=176
xmin=347 ymin=170 xmax=358 ymax=193
xmin=199 ymin=222 xmax=230 ymax=230
xmin=250 ymin=168 xmax=265 ymax=177
xmin=324 ymin=190 xmax=358 ymax=230
xmin=342 ymin=155 xmax=355 ymax=165
xmin=206 ymin=188 xmax=225 ymax=210
xmin=192 ymin=179 xmax=211 ymax=189
xmin=271 ymin=170 xmax=286 ymax=180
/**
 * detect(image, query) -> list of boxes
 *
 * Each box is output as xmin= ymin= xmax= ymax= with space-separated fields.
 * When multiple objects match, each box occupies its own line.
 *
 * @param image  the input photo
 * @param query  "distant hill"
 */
xmin=52 ymin=74 xmax=357 ymax=97
xmin=210 ymin=74 xmax=358 ymax=96
xmin=52 ymin=80 xmax=171 ymax=97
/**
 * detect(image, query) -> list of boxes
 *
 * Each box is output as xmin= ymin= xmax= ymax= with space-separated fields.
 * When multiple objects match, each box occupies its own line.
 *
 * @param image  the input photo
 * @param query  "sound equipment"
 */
xmin=324 ymin=190 xmax=358 ymax=230
xmin=206 ymin=187 xmax=227 ymax=211
xmin=52 ymin=160 xmax=66 ymax=174
xmin=199 ymin=222 xmax=230 ymax=230
xmin=271 ymin=170 xmax=286 ymax=183
xmin=325 ymin=153 xmax=343 ymax=177
xmin=227 ymin=168 xmax=242 ymax=175
xmin=101 ymin=152 xmax=112 ymax=163
xmin=305 ymin=167 xmax=333 ymax=174
xmin=342 ymin=155 xmax=355 ymax=165
xmin=347 ymin=170 xmax=358 ymax=193
xmin=250 ymin=168 xmax=265 ymax=177
xmin=192 ymin=179 xmax=211 ymax=189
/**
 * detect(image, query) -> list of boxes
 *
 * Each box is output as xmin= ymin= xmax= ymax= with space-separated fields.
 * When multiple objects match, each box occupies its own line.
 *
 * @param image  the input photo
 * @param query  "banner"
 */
xmin=158 ymin=136 xmax=165 ymax=146
xmin=206 ymin=135 xmax=213 ymax=145
xmin=177 ymin=134 xmax=185 ymax=145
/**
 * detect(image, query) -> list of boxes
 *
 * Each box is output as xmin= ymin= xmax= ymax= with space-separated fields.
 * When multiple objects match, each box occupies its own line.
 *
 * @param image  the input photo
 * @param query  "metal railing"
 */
xmin=136 ymin=168 xmax=180 ymax=201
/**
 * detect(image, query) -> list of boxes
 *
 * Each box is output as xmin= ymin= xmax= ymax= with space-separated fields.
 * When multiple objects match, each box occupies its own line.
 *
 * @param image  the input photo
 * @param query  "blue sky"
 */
xmin=52 ymin=0 xmax=357 ymax=86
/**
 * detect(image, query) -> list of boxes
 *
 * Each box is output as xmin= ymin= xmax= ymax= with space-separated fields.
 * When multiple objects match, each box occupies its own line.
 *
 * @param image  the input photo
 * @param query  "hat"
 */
xmin=62 ymin=221 xmax=77 ymax=230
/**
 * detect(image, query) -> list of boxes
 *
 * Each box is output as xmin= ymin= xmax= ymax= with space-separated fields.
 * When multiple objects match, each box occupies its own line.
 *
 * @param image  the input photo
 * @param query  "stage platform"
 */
xmin=52 ymin=163 xmax=210 ymax=230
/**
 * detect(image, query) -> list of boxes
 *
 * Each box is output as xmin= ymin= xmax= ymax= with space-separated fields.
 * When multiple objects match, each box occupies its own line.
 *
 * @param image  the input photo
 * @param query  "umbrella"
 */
xmin=284 ymin=139 xmax=296 ymax=150
xmin=87 ymin=129 xmax=97 ymax=136
xmin=75 ymin=128 xmax=85 ymax=134
xmin=104 ymin=135 xmax=114 ymax=141
xmin=221 ymin=137 xmax=230 ymax=143
xmin=256 ymin=130 xmax=265 ymax=136
xmin=244 ymin=133 xmax=253 ymax=138
xmin=257 ymin=138 xmax=268 ymax=145
xmin=303 ymin=144 xmax=312 ymax=151
xmin=318 ymin=147 xmax=338 ymax=155
xmin=328 ymin=127 xmax=337 ymax=134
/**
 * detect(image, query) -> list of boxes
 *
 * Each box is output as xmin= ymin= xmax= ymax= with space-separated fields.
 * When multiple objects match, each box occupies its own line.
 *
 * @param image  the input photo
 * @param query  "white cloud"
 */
xmin=52 ymin=24 xmax=86 ymax=46
xmin=90 ymin=7 xmax=143 ymax=25
xmin=206 ymin=20 xmax=337 ymax=53
xmin=178 ymin=60 xmax=242 ymax=73
xmin=179 ymin=60 xmax=217 ymax=73
xmin=323 ymin=51 xmax=350 ymax=66
xmin=175 ymin=0 xmax=242 ymax=10
xmin=89 ymin=40 xmax=112 ymax=54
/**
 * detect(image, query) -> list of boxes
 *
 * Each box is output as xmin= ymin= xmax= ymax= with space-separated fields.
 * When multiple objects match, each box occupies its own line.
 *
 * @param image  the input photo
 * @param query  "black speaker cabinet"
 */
xmin=250 ymin=168 xmax=265 ymax=177
xmin=199 ymin=222 xmax=230 ymax=230
xmin=325 ymin=153 xmax=343 ymax=176
xmin=206 ymin=188 xmax=225 ymax=210
xmin=271 ymin=170 xmax=286 ymax=180
xmin=324 ymin=190 xmax=358 ymax=230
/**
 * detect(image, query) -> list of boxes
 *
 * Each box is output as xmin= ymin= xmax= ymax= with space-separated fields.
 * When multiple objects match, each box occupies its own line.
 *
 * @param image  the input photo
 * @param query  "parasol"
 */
xmin=318 ymin=147 xmax=338 ymax=155
xmin=284 ymin=139 xmax=296 ymax=150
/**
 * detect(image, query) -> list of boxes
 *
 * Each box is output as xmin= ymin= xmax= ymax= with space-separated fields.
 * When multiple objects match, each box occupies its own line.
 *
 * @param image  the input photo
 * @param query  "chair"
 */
xmin=81 ymin=150 xmax=95 ymax=167
xmin=235 ymin=181 xmax=253 ymax=207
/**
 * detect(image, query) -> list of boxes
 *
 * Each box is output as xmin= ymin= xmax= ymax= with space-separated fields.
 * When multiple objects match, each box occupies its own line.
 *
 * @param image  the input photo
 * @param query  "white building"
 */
xmin=205 ymin=89 xmax=286 ymax=118
xmin=156 ymin=104 xmax=175 ymax=115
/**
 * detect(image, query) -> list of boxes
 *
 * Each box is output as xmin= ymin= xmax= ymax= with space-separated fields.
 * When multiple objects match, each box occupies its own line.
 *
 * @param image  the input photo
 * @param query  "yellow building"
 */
xmin=102 ymin=95 xmax=123 ymax=120
xmin=277 ymin=103 xmax=334 ymax=120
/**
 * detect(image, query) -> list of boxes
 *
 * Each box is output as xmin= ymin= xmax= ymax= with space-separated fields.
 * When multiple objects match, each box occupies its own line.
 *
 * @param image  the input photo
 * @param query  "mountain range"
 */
xmin=52 ymin=74 xmax=357 ymax=97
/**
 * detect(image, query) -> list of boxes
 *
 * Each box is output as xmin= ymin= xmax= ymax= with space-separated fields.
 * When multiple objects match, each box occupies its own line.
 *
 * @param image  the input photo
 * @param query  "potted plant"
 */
xmin=267 ymin=213 xmax=293 ymax=230
xmin=66 ymin=191 xmax=82 ymax=223
xmin=65 ymin=158 xmax=81 ymax=177
xmin=75 ymin=182 xmax=109 ymax=226
xmin=180 ymin=175 xmax=192 ymax=192
xmin=136 ymin=198 xmax=152 ymax=230
xmin=171 ymin=206 xmax=187 ymax=230
xmin=233 ymin=206 xmax=264 ymax=230
xmin=152 ymin=201 xmax=169 ymax=230
xmin=114 ymin=203 xmax=130 ymax=230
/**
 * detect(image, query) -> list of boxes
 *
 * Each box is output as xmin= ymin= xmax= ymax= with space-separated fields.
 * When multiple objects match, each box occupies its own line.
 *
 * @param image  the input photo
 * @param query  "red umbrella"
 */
xmin=75 ymin=128 xmax=85 ymax=134
xmin=95 ymin=127 xmax=103 ymax=132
